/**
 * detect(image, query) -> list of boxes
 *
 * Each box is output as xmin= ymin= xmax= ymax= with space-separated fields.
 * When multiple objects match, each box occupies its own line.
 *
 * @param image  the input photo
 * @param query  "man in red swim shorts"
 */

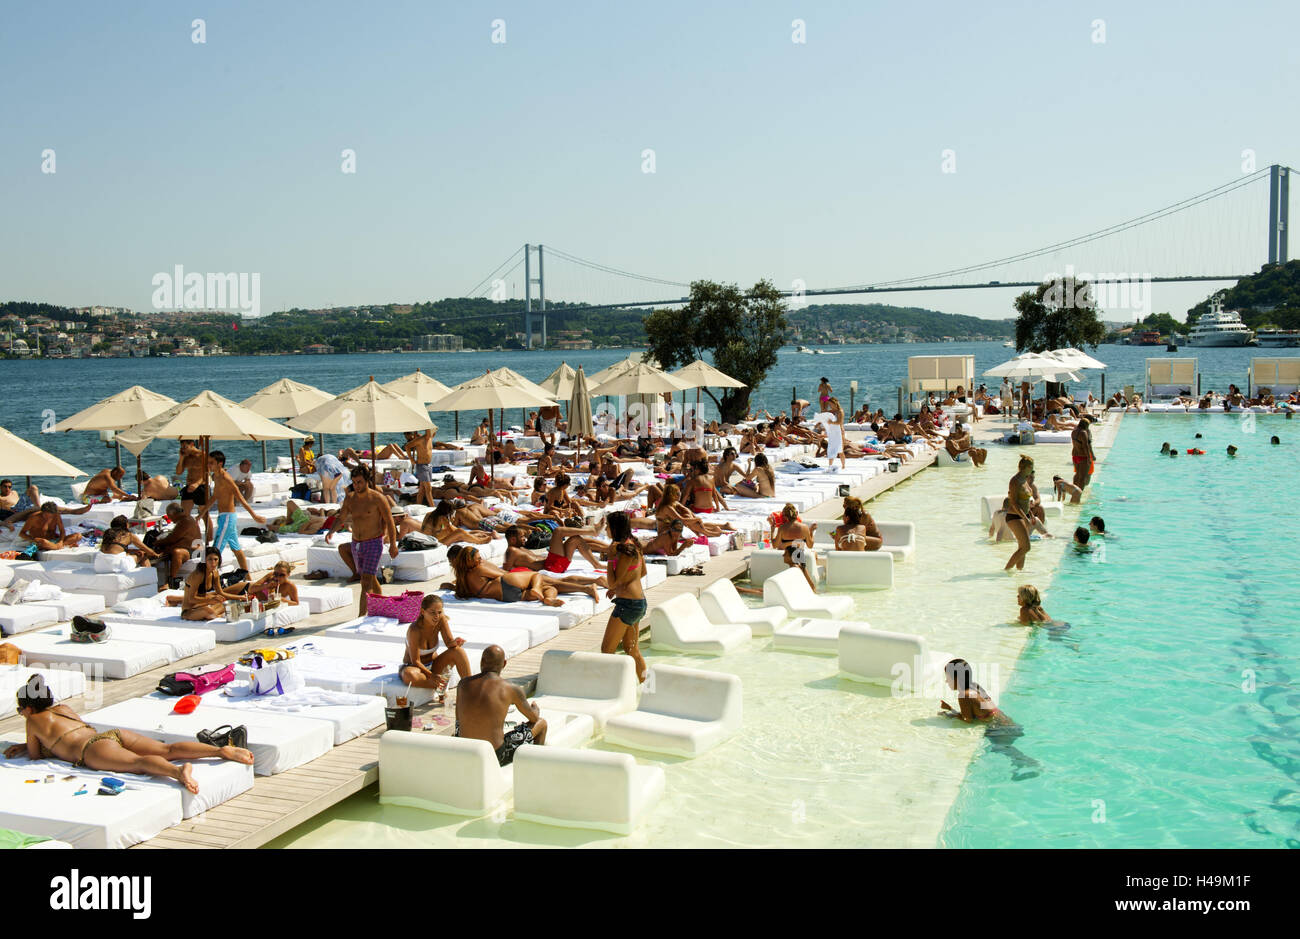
xmin=502 ymin=520 xmax=606 ymax=575
xmin=1070 ymin=417 xmax=1096 ymax=490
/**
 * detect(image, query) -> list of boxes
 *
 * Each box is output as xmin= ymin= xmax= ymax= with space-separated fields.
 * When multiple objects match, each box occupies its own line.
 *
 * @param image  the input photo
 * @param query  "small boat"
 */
xmin=1002 ymin=341 xmax=1014 ymax=348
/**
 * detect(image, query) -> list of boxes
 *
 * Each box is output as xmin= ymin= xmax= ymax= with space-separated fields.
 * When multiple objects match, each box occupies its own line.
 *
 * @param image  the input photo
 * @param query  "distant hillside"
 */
xmin=786 ymin=303 xmax=1014 ymax=342
xmin=1186 ymin=260 xmax=1300 ymax=329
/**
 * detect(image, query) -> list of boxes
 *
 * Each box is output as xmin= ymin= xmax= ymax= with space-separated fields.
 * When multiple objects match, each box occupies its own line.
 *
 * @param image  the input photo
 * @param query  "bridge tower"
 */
xmin=1268 ymin=165 xmax=1290 ymax=265
xmin=523 ymin=244 xmax=546 ymax=348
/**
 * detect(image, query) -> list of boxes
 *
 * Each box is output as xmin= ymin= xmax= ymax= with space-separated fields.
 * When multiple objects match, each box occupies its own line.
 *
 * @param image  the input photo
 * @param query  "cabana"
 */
xmin=1248 ymin=357 xmax=1300 ymax=398
xmin=905 ymin=355 xmax=973 ymax=415
xmin=1145 ymin=358 xmax=1198 ymax=399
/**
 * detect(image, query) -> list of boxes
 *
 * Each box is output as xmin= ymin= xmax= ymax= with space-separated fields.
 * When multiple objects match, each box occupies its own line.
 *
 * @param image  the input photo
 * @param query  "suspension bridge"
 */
xmin=462 ymin=164 xmax=1292 ymax=348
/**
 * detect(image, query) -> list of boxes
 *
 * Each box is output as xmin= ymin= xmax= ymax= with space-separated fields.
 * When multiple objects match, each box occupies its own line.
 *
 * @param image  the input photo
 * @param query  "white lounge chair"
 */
xmin=763 ymin=568 xmax=853 ymax=620
xmin=512 ymin=746 xmax=665 ymax=835
xmin=605 ymin=665 xmax=743 ymax=757
xmin=813 ymin=521 xmax=914 ymax=561
xmin=531 ymin=650 xmax=638 ymax=731
xmin=698 ymin=579 xmax=786 ymax=636
xmin=772 ymin=617 xmax=861 ymax=654
xmin=934 ymin=448 xmax=973 ymax=467
xmin=747 ymin=548 xmax=818 ymax=586
xmin=837 ymin=623 xmax=952 ymax=693
xmin=648 ymin=595 xmax=751 ymax=655
xmin=378 ymin=731 xmax=512 ymax=817
xmin=822 ymin=550 xmax=894 ymax=589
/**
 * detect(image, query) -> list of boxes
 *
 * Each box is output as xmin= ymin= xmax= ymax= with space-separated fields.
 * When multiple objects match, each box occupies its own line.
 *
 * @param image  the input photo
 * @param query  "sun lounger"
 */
xmin=531 ymin=650 xmax=638 ymax=731
xmin=15 ymin=622 xmax=214 ymax=680
xmin=0 ymin=603 xmax=58 ymax=636
xmin=747 ymin=548 xmax=819 ymax=587
xmin=258 ymin=635 xmax=440 ymax=704
xmin=822 ymin=550 xmax=894 ymax=589
xmin=83 ymin=694 xmax=334 ymax=776
xmin=934 ymin=448 xmax=973 ymax=467
xmin=193 ymin=688 xmax=385 ymax=745
xmin=0 ymin=664 xmax=87 ymax=702
xmin=513 ymin=746 xmax=665 ymax=835
xmin=324 ymin=615 xmax=531 ymax=658
xmin=698 ymin=579 xmax=786 ymax=636
xmin=772 ymin=616 xmax=861 ymax=654
xmin=296 ymin=584 xmax=354 ymax=614
xmin=25 ymin=561 xmax=156 ymax=607
xmin=641 ymin=544 xmax=711 ymax=575
xmin=648 ymin=594 xmax=751 ymax=654
xmin=379 ymin=731 xmax=513 ymax=817
xmin=432 ymin=590 xmax=606 ymax=630
xmin=763 ymin=568 xmax=854 ymax=619
xmin=837 ymin=623 xmax=952 ymax=693
xmin=102 ymin=609 xmax=265 ymax=644
xmin=604 ymin=664 xmax=742 ymax=757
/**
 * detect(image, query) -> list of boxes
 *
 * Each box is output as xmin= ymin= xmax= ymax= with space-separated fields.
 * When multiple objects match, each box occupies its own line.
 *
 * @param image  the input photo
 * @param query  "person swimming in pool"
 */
xmin=1016 ymin=584 xmax=1069 ymax=632
xmin=1072 ymin=526 xmax=1094 ymax=553
xmin=939 ymin=659 xmax=1040 ymax=779
xmin=1088 ymin=516 xmax=1108 ymax=538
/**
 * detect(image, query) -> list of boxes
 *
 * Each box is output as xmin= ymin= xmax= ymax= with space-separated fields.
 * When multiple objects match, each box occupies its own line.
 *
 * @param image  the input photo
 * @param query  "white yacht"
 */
xmin=1254 ymin=327 xmax=1300 ymax=348
xmin=1187 ymin=299 xmax=1253 ymax=347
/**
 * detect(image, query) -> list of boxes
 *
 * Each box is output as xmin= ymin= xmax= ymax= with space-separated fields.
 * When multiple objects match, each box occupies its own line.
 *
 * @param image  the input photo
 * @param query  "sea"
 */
xmin=0 ymin=341 xmax=1270 ymax=493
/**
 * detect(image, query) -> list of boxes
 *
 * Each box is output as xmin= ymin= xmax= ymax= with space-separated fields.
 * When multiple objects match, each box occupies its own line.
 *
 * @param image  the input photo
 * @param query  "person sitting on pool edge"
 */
xmin=5 ymin=674 xmax=253 ymax=794
xmin=454 ymin=644 xmax=547 ymax=766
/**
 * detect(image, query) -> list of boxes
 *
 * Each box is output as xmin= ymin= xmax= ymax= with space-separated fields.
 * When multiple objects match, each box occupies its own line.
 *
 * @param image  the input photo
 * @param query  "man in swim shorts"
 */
xmin=404 ymin=429 xmax=436 ymax=506
xmin=454 ymin=645 xmax=547 ymax=765
xmin=343 ymin=465 xmax=398 ymax=616
xmin=1070 ymin=417 xmax=1095 ymax=490
xmin=175 ymin=439 xmax=212 ymax=541
xmin=537 ymin=404 xmax=560 ymax=446
xmin=201 ymin=450 xmax=266 ymax=576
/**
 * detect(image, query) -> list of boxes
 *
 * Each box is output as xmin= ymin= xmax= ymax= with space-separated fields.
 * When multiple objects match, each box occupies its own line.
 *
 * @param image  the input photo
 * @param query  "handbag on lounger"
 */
xmin=365 ymin=589 xmax=424 ymax=623
xmin=157 ymin=663 xmax=237 ymax=696
xmin=241 ymin=652 xmax=303 ymax=696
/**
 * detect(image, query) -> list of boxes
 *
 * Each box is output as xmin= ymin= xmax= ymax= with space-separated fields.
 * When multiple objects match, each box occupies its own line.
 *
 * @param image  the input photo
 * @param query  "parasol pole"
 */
xmin=115 ymin=439 xmax=122 ymax=470
xmin=261 ymin=440 xmax=267 ymax=474
xmin=289 ymin=439 xmax=297 ymax=486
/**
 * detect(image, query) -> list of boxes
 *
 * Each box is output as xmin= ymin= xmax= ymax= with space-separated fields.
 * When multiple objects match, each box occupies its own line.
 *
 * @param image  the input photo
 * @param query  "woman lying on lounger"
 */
xmin=6 ymin=675 xmax=253 ymax=794
xmin=446 ymin=543 xmax=600 ymax=606
xmin=181 ymin=550 xmax=248 ymax=621
xmin=267 ymin=500 xmax=329 ymax=535
xmin=653 ymin=484 xmax=734 ymax=538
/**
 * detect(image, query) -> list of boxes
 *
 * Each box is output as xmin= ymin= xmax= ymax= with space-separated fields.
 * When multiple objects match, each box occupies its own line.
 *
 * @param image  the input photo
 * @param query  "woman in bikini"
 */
xmin=733 ymin=453 xmax=776 ymax=498
xmin=181 ymin=550 xmax=246 ymax=621
xmin=833 ymin=497 xmax=882 ymax=551
xmin=600 ymin=511 xmax=648 ymax=683
xmin=683 ymin=459 xmax=728 ymax=514
xmin=449 ymin=544 xmax=563 ymax=606
xmin=772 ymin=503 xmax=818 ymax=592
xmin=94 ymin=526 xmax=144 ymax=573
xmin=817 ymin=377 xmax=832 ymax=412
xmin=712 ymin=447 xmax=741 ymax=495
xmin=247 ymin=561 xmax=299 ymax=607
xmin=423 ymin=500 xmax=494 ymax=545
xmin=7 ymin=675 xmax=253 ymax=794
xmin=654 ymin=483 xmax=733 ymax=538
xmin=1004 ymin=455 xmax=1035 ymax=572
xmin=400 ymin=594 xmax=473 ymax=700
xmin=738 ymin=427 xmax=759 ymax=455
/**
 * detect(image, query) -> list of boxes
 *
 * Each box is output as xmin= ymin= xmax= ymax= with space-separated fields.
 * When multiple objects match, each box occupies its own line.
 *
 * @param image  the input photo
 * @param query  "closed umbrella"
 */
xmin=241 ymin=378 xmax=334 ymax=480
xmin=50 ymin=385 xmax=178 ymax=492
xmin=567 ymin=366 xmax=594 ymax=462
xmin=290 ymin=377 xmax=433 ymax=478
xmin=428 ymin=371 xmax=556 ymax=479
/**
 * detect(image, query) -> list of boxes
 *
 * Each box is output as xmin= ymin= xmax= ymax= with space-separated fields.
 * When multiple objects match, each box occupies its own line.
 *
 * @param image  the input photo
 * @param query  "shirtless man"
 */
xmin=153 ymin=502 xmax=203 ymax=589
xmin=502 ymin=523 xmax=608 ymax=585
xmin=200 ymin=450 xmax=266 ymax=576
xmin=175 ymin=439 xmax=211 ymax=539
xmin=1070 ymin=417 xmax=1096 ymax=491
xmin=20 ymin=503 xmax=83 ymax=550
xmin=454 ymin=645 xmax=547 ymax=765
xmin=82 ymin=466 xmax=136 ymax=502
xmin=0 ymin=480 xmax=18 ymax=519
xmin=8 ymin=675 xmax=253 ymax=794
xmin=537 ymin=404 xmax=561 ymax=447
xmin=342 ymin=465 xmax=398 ymax=616
xmin=945 ymin=421 xmax=987 ymax=466
xmin=140 ymin=473 xmax=179 ymax=502
xmin=404 ymin=429 xmax=436 ymax=506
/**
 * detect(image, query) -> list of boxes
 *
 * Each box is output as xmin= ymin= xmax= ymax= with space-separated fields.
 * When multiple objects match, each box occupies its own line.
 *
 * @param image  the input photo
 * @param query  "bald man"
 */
xmin=454 ymin=645 xmax=547 ymax=765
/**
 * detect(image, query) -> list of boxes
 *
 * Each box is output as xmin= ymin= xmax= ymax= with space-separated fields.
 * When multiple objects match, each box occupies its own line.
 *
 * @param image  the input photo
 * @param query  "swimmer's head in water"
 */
xmin=1089 ymin=516 xmax=1105 ymax=533
xmin=1074 ymin=527 xmax=1090 ymax=544
xmin=1160 ymin=442 xmax=1171 ymax=453
xmin=1227 ymin=445 xmax=1238 ymax=456
xmin=1195 ymin=433 xmax=1203 ymax=439
xmin=1169 ymin=450 xmax=1178 ymax=458
xmin=944 ymin=658 xmax=973 ymax=692
xmin=1017 ymin=584 xmax=1041 ymax=608
xmin=1271 ymin=436 xmax=1281 ymax=444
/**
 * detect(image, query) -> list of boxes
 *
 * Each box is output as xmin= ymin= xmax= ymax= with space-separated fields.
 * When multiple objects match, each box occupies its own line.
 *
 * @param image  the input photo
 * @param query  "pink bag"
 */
xmin=366 ymin=590 xmax=424 ymax=622
xmin=170 ymin=664 xmax=236 ymax=695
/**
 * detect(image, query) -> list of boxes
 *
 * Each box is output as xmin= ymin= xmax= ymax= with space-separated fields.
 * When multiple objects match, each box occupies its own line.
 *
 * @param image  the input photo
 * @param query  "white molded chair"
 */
xmin=763 ymin=568 xmax=854 ymax=619
xmin=979 ymin=495 xmax=1004 ymax=526
xmin=837 ymin=623 xmax=952 ymax=694
xmin=605 ymin=664 xmax=743 ymax=757
xmin=531 ymin=650 xmax=637 ymax=731
xmin=813 ymin=521 xmax=915 ymax=562
xmin=648 ymin=594 xmax=751 ymax=654
xmin=822 ymin=550 xmax=894 ymax=589
xmin=935 ymin=448 xmax=972 ymax=468
xmin=512 ymin=746 xmax=664 ymax=835
xmin=773 ymin=617 xmax=863 ymax=654
xmin=699 ymin=579 xmax=786 ymax=636
xmin=378 ymin=731 xmax=511 ymax=816
xmin=747 ymin=548 xmax=818 ymax=586
xmin=537 ymin=709 xmax=596 ymax=749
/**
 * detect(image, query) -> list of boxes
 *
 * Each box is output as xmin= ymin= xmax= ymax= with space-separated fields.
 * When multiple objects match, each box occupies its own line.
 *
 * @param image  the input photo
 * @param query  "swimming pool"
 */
xmin=942 ymin=414 xmax=1300 ymax=848
xmin=271 ymin=441 xmax=1084 ymax=849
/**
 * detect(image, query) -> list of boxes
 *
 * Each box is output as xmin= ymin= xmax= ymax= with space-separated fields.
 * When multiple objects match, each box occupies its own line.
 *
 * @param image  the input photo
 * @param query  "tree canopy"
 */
xmin=1013 ymin=276 xmax=1106 ymax=353
xmin=643 ymin=279 xmax=787 ymax=423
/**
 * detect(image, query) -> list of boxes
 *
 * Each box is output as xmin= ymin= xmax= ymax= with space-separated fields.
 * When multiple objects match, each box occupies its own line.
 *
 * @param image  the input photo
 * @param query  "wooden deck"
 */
xmin=1 ymin=434 xmax=968 ymax=849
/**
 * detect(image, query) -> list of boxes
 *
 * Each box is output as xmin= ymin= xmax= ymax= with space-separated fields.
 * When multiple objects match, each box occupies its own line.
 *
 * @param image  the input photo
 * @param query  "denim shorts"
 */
xmin=612 ymin=597 xmax=648 ymax=626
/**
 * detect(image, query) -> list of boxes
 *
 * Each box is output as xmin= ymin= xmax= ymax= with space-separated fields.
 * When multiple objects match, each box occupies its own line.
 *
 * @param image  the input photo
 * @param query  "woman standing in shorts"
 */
xmin=601 ymin=511 xmax=648 ymax=683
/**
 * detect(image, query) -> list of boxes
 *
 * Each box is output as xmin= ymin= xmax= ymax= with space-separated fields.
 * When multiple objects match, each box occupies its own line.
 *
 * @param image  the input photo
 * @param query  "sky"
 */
xmin=1 ymin=0 xmax=1297 ymax=322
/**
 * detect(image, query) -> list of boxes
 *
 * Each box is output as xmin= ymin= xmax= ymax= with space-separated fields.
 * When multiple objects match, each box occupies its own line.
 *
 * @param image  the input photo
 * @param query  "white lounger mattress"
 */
xmin=15 ymin=626 xmax=199 ymax=680
xmin=188 ymin=688 xmax=385 ymax=745
xmin=298 ymin=584 xmax=354 ymax=614
xmin=323 ymin=614 xmax=537 ymax=657
xmin=84 ymin=695 xmax=334 ymax=776
xmin=249 ymin=636 xmax=441 ymax=705
xmin=0 ymin=664 xmax=88 ymax=702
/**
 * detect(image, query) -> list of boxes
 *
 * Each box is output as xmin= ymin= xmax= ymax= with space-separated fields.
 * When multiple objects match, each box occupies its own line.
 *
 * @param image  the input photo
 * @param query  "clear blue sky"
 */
xmin=1 ymin=0 xmax=1296 ymax=321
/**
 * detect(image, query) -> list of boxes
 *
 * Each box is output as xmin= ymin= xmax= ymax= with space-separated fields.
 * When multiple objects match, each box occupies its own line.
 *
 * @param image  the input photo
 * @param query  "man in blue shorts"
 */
xmin=201 ymin=450 xmax=267 ymax=577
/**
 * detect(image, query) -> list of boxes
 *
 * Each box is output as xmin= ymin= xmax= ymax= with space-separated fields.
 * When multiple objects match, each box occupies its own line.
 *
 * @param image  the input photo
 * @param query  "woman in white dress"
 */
xmin=825 ymin=397 xmax=846 ymax=472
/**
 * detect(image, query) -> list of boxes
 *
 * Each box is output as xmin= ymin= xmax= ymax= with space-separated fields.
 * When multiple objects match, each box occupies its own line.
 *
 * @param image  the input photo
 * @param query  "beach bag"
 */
xmin=365 ymin=590 xmax=424 ymax=623
xmin=398 ymin=532 xmax=439 ymax=552
xmin=290 ymin=483 xmax=312 ymax=501
xmin=240 ymin=651 xmax=303 ymax=696
xmin=157 ymin=664 xmax=236 ymax=696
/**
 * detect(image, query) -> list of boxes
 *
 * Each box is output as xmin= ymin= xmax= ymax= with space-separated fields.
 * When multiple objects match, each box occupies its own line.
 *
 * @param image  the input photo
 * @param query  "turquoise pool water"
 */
xmin=942 ymin=414 xmax=1300 ymax=848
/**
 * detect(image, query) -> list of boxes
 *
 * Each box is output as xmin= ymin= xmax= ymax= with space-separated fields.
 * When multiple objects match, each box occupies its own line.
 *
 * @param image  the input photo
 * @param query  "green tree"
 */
xmin=1013 ymin=276 xmax=1106 ymax=353
xmin=1140 ymin=312 xmax=1182 ymax=336
xmin=643 ymin=279 xmax=787 ymax=423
